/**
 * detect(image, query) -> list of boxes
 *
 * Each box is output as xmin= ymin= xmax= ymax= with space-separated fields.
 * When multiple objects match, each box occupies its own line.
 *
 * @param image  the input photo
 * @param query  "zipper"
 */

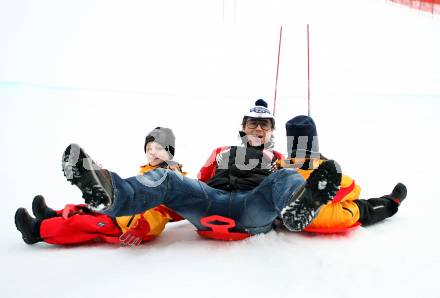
xmin=127 ymin=215 xmax=136 ymax=227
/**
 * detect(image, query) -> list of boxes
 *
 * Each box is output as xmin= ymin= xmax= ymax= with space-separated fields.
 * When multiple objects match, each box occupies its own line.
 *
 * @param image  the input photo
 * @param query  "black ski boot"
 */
xmin=15 ymin=208 xmax=42 ymax=245
xmin=281 ymin=160 xmax=342 ymax=231
xmin=32 ymin=195 xmax=57 ymax=220
xmin=62 ymin=143 xmax=113 ymax=211
xmin=385 ymin=182 xmax=407 ymax=206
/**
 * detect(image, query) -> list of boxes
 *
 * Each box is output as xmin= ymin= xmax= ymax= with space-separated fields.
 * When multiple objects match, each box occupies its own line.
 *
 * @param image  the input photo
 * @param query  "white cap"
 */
xmin=244 ymin=99 xmax=274 ymax=119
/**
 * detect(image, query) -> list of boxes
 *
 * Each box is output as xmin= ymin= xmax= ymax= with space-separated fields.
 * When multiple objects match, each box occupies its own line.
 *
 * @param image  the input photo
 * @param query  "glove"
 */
xmin=61 ymin=204 xmax=86 ymax=219
xmin=119 ymin=215 xmax=150 ymax=247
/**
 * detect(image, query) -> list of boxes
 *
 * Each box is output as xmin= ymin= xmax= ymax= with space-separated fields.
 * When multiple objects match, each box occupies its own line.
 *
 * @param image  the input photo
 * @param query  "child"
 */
xmin=282 ymin=115 xmax=407 ymax=231
xmin=15 ymin=127 xmax=184 ymax=246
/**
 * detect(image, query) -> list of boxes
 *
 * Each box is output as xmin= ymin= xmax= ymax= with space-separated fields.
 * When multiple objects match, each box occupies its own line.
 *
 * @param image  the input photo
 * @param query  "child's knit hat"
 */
xmin=144 ymin=127 xmax=175 ymax=158
xmin=285 ymin=115 xmax=319 ymax=160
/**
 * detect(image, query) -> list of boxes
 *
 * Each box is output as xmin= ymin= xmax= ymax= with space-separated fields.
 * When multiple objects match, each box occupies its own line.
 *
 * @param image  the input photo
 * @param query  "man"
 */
xmin=62 ymin=100 xmax=342 ymax=235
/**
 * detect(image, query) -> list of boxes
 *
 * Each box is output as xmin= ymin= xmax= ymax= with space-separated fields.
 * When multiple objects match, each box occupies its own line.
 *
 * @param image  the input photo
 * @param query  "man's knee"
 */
xmin=271 ymin=168 xmax=303 ymax=184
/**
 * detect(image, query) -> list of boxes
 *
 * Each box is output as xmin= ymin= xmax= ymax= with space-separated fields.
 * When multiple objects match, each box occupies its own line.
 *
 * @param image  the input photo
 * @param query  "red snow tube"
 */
xmin=389 ymin=0 xmax=440 ymax=14
xmin=197 ymin=215 xmax=252 ymax=241
xmin=303 ymin=222 xmax=361 ymax=234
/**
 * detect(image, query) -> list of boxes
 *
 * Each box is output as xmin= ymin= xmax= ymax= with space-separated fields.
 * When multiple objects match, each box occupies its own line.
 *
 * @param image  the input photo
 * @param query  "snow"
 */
xmin=1 ymin=0 xmax=440 ymax=297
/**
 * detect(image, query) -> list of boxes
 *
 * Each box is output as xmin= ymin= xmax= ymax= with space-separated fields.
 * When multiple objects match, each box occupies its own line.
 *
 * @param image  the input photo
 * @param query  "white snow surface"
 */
xmin=1 ymin=1 xmax=440 ymax=297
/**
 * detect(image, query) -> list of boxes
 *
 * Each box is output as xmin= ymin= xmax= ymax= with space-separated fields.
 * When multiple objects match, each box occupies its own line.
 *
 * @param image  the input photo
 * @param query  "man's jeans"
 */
xmin=103 ymin=168 xmax=305 ymax=235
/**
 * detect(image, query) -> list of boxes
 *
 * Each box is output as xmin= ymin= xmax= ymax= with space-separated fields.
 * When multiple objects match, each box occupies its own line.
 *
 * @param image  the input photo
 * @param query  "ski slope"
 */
xmin=1 ymin=1 xmax=439 ymax=297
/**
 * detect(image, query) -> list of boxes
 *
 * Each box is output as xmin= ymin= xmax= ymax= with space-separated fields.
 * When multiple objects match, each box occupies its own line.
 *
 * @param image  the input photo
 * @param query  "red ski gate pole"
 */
xmin=273 ymin=26 xmax=283 ymax=116
xmin=307 ymin=24 xmax=311 ymax=117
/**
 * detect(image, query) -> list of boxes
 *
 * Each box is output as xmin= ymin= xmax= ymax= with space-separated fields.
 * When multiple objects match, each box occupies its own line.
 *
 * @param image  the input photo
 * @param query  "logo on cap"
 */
xmin=250 ymin=107 xmax=270 ymax=114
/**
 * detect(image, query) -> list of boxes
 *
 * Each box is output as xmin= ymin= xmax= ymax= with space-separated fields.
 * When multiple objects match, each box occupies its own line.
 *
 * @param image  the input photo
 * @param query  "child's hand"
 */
xmin=61 ymin=204 xmax=84 ymax=219
xmin=119 ymin=216 xmax=150 ymax=247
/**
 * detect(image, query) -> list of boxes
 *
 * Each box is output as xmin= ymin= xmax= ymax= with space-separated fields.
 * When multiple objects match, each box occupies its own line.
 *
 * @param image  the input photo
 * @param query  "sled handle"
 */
xmin=200 ymin=215 xmax=236 ymax=233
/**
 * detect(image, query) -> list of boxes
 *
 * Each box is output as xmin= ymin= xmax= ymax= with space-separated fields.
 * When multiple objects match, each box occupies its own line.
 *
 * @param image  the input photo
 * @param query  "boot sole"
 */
xmin=306 ymin=160 xmax=342 ymax=205
xmin=62 ymin=144 xmax=112 ymax=211
xmin=281 ymin=160 xmax=342 ymax=231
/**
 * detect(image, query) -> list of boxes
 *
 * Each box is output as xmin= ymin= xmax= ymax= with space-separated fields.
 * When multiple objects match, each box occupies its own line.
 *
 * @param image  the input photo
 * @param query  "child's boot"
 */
xmin=15 ymin=208 xmax=42 ymax=244
xmin=32 ymin=195 xmax=57 ymax=220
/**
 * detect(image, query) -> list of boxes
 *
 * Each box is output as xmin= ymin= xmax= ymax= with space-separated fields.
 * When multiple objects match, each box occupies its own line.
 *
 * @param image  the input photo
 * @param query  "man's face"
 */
xmin=243 ymin=118 xmax=273 ymax=146
xmin=146 ymin=141 xmax=170 ymax=166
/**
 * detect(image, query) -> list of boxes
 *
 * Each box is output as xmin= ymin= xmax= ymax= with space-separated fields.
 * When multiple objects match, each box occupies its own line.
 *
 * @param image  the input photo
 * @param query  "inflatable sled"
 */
xmin=303 ymin=222 xmax=361 ymax=234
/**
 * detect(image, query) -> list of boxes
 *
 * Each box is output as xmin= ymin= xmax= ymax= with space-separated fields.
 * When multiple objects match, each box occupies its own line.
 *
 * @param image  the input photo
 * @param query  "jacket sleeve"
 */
xmin=197 ymin=147 xmax=228 ymax=182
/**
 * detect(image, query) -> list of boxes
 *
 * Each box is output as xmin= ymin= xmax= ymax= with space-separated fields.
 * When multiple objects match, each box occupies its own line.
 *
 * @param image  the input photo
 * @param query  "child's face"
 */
xmin=146 ymin=141 xmax=170 ymax=166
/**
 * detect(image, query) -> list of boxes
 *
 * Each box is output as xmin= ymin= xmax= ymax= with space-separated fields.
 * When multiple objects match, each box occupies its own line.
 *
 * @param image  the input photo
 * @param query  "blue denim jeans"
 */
xmin=103 ymin=168 xmax=305 ymax=235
